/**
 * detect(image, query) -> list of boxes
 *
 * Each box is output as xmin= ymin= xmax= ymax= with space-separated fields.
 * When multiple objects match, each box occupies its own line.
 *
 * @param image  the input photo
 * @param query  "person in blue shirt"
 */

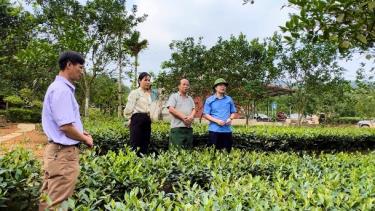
xmin=203 ymin=78 xmax=237 ymax=152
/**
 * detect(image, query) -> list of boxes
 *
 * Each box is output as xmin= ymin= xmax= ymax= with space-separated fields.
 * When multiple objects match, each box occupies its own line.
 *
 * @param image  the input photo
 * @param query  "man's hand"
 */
xmin=124 ymin=120 xmax=131 ymax=128
xmin=184 ymin=115 xmax=194 ymax=126
xmin=83 ymin=130 xmax=94 ymax=148
xmin=83 ymin=134 xmax=94 ymax=148
xmin=183 ymin=116 xmax=192 ymax=127
xmin=60 ymin=124 xmax=94 ymax=148
xmin=216 ymin=119 xmax=225 ymax=126
xmin=225 ymin=118 xmax=232 ymax=125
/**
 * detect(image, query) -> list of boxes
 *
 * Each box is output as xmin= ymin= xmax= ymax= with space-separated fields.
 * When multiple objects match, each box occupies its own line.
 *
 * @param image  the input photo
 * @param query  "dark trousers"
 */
xmin=130 ymin=113 xmax=151 ymax=156
xmin=169 ymin=127 xmax=193 ymax=148
xmin=208 ymin=131 xmax=233 ymax=152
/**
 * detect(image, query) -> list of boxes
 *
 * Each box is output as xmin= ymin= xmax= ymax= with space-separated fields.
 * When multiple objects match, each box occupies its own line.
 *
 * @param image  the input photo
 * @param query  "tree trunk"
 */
xmin=253 ymin=100 xmax=257 ymax=118
xmin=117 ymin=37 xmax=123 ymax=118
xmin=296 ymin=93 xmax=306 ymax=126
xmin=245 ymin=101 xmax=251 ymax=126
xmin=133 ymin=55 xmax=138 ymax=89
xmin=82 ymin=48 xmax=101 ymax=118
xmin=81 ymin=72 xmax=90 ymax=117
xmin=297 ymin=113 xmax=303 ymax=126
xmin=84 ymin=86 xmax=90 ymax=117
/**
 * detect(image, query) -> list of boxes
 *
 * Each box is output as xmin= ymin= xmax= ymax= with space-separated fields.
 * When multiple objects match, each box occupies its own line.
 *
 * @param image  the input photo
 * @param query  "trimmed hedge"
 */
xmin=326 ymin=117 xmax=362 ymax=125
xmin=0 ymin=110 xmax=6 ymax=116
xmin=84 ymin=120 xmax=375 ymax=154
xmin=5 ymin=108 xmax=41 ymax=123
xmin=3 ymin=95 xmax=23 ymax=107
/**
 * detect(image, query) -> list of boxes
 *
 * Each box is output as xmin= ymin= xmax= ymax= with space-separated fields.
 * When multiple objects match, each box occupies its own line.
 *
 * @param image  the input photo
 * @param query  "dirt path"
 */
xmin=0 ymin=124 xmax=47 ymax=159
xmin=0 ymin=123 xmax=18 ymax=136
xmin=0 ymin=123 xmax=36 ymax=143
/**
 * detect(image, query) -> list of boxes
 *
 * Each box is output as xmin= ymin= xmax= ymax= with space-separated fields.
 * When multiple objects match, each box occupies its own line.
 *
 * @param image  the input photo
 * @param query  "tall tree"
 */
xmin=157 ymin=37 xmax=209 ymax=121
xmin=206 ymin=34 xmax=282 ymax=124
xmin=158 ymin=34 xmax=282 ymax=124
xmin=125 ymin=31 xmax=148 ymax=89
xmin=32 ymin=0 xmax=93 ymax=116
xmin=13 ymin=40 xmax=59 ymax=99
xmin=103 ymin=3 xmax=146 ymax=117
xmin=243 ymin=0 xmax=374 ymax=53
xmin=33 ymin=0 xmax=89 ymax=53
xmin=32 ymin=0 xmax=146 ymax=117
xmin=307 ymin=78 xmax=351 ymax=117
xmin=278 ymin=39 xmax=344 ymax=125
xmin=0 ymin=0 xmax=49 ymax=96
xmin=89 ymin=74 xmax=130 ymax=115
xmin=81 ymin=0 xmax=142 ymax=117
xmin=159 ymin=37 xmax=208 ymax=96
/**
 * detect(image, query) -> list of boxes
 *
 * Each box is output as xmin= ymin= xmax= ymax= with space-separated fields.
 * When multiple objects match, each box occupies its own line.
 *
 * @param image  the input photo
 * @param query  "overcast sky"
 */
xmin=126 ymin=0 xmax=368 ymax=81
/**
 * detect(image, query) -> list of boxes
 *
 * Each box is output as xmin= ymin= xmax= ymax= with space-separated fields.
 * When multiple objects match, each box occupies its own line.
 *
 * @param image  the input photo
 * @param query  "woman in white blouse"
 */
xmin=124 ymin=72 xmax=152 ymax=156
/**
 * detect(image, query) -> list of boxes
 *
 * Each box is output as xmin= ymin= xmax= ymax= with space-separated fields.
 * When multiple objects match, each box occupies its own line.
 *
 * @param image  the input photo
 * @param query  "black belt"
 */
xmin=133 ymin=112 xmax=150 ymax=116
xmin=48 ymin=140 xmax=80 ymax=148
xmin=174 ymin=127 xmax=193 ymax=129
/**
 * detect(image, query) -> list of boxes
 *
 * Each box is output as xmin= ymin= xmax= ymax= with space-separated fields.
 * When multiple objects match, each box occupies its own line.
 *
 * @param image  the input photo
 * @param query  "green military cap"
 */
xmin=213 ymin=78 xmax=229 ymax=88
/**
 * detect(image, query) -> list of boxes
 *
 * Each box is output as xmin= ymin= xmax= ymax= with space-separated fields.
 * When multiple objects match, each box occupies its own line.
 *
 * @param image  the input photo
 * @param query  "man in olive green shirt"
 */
xmin=166 ymin=79 xmax=196 ymax=148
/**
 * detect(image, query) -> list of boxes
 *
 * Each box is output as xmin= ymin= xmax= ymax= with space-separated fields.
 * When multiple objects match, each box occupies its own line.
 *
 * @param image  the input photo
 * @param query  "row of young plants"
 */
xmin=84 ymin=119 xmax=375 ymax=154
xmin=1 ymin=147 xmax=374 ymax=210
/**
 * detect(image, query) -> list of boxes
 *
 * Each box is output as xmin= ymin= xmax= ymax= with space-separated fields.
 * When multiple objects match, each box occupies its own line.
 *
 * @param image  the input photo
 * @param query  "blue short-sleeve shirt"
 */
xmin=203 ymin=95 xmax=237 ymax=133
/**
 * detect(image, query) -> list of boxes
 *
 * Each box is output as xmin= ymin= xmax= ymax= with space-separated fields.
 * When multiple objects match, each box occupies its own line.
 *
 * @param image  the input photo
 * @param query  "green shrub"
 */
xmin=19 ymin=88 xmax=33 ymax=102
xmin=86 ymin=108 xmax=118 ymax=120
xmin=85 ymin=120 xmax=375 ymax=154
xmin=6 ymin=108 xmax=41 ymax=123
xmin=326 ymin=117 xmax=362 ymax=125
xmin=3 ymin=95 xmax=23 ymax=107
xmin=72 ymin=149 xmax=375 ymax=210
xmin=0 ymin=149 xmax=42 ymax=210
xmin=1 ymin=148 xmax=374 ymax=210
xmin=31 ymin=100 xmax=43 ymax=109
xmin=0 ymin=110 xmax=7 ymax=116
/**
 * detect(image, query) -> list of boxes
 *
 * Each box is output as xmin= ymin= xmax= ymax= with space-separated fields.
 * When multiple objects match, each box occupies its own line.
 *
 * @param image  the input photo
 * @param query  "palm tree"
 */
xmin=125 ymin=31 xmax=148 ymax=88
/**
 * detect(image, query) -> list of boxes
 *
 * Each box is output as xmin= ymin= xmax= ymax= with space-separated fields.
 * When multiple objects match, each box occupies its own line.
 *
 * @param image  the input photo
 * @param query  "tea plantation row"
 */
xmin=1 ymin=119 xmax=374 ymax=209
xmin=1 ymin=148 xmax=374 ymax=210
xmin=84 ymin=120 xmax=375 ymax=154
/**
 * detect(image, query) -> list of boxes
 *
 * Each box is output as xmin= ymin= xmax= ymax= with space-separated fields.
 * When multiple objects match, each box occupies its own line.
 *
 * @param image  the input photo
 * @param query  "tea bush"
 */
xmin=84 ymin=120 xmax=375 ymax=154
xmin=0 ymin=149 xmax=41 ymax=210
xmin=1 ymin=148 xmax=374 ymax=210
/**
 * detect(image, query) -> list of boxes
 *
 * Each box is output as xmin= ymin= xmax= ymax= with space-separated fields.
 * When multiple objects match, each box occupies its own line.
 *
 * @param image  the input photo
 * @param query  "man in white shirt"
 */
xmin=166 ymin=79 xmax=196 ymax=148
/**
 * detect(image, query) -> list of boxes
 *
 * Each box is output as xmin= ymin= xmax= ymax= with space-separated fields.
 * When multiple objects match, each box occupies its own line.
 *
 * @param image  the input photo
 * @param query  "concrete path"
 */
xmin=0 ymin=123 xmax=35 ymax=143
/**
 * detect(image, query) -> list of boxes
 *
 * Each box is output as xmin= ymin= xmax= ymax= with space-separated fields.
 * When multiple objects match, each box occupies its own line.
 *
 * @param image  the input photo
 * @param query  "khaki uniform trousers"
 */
xmin=39 ymin=143 xmax=80 ymax=211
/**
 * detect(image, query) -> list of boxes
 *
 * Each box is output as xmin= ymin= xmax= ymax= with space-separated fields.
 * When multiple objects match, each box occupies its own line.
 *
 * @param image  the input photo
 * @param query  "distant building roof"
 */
xmin=265 ymin=84 xmax=294 ymax=97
